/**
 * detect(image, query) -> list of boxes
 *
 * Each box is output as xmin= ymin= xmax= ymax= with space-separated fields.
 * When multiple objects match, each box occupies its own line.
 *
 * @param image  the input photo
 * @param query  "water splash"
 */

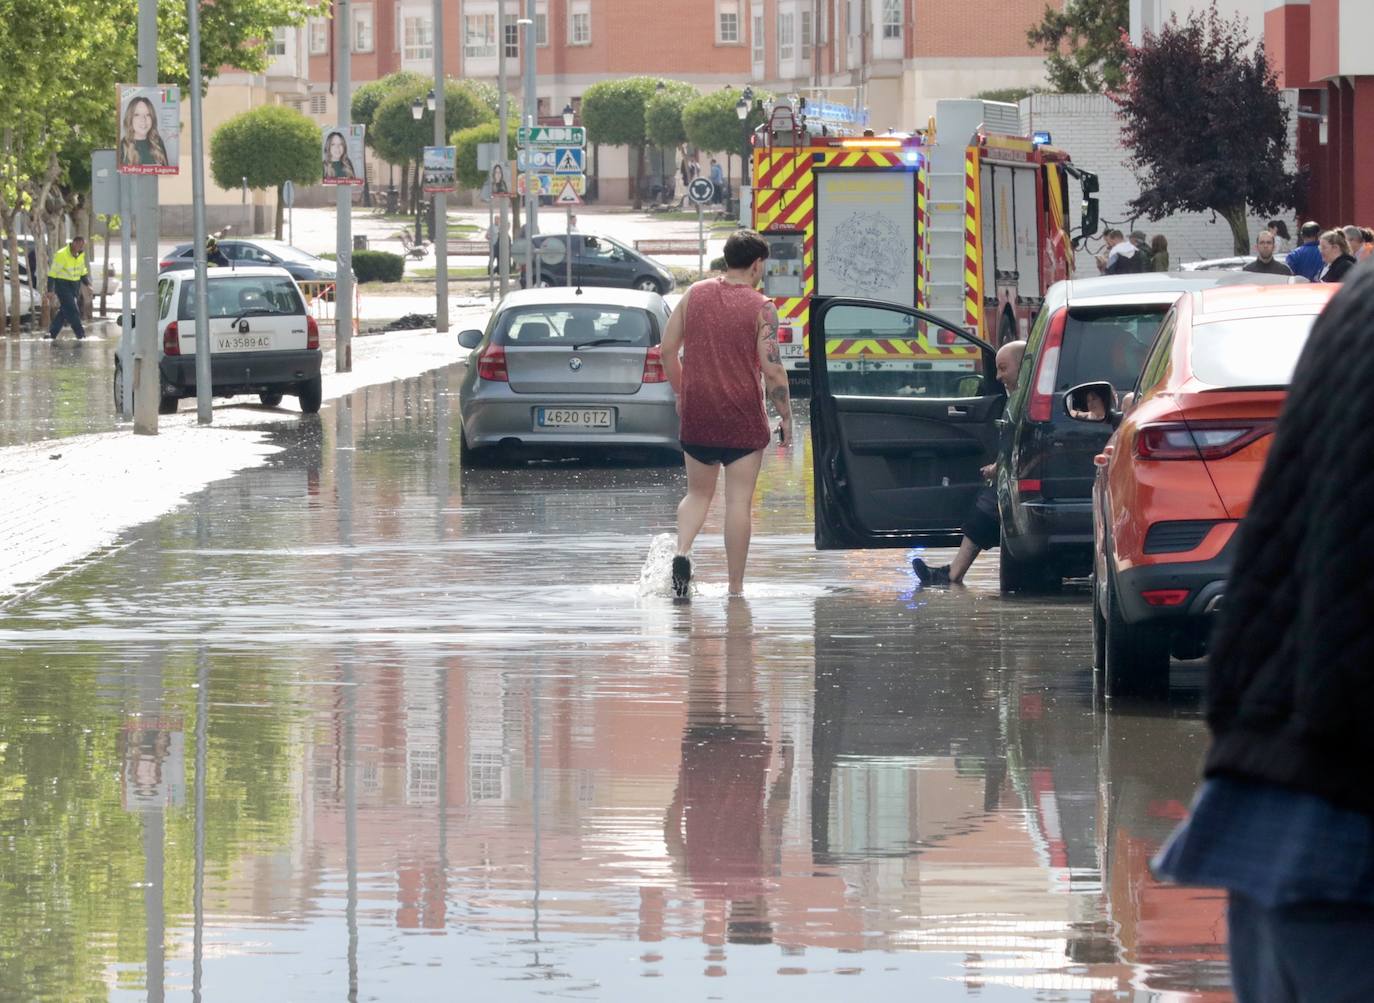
xmin=637 ymin=532 xmax=688 ymax=599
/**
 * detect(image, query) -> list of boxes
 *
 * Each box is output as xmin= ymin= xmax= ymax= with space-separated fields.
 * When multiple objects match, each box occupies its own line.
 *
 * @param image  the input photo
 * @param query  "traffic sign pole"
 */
xmin=566 ymin=207 xmax=572 ymax=287
xmin=698 ymin=204 xmax=704 ymax=279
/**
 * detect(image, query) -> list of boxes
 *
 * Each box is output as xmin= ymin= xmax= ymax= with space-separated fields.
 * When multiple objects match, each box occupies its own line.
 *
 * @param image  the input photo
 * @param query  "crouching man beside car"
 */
xmin=913 ymin=340 xmax=1026 ymax=587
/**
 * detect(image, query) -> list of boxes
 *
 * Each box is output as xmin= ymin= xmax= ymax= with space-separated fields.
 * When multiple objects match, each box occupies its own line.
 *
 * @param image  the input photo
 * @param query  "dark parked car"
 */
xmin=996 ymin=271 xmax=1295 ymax=591
xmin=517 ymin=233 xmax=674 ymax=295
xmin=805 ymin=272 xmax=1295 ymax=592
xmin=160 ymin=239 xmax=340 ymax=285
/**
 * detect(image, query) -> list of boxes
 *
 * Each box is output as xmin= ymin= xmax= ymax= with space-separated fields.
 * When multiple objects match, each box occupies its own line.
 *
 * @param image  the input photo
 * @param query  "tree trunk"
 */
xmin=400 ymin=160 xmax=410 ymax=213
xmin=633 ymin=144 xmax=644 ymax=210
xmin=5 ymin=224 xmax=22 ymax=336
xmin=1221 ymin=204 xmax=1250 ymax=257
xmin=275 ymin=184 xmax=285 ymax=240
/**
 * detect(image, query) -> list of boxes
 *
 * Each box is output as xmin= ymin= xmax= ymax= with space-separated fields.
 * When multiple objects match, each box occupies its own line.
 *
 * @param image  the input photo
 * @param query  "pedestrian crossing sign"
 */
xmin=555 ymin=181 xmax=583 ymax=205
xmin=556 ymin=149 xmax=581 ymax=174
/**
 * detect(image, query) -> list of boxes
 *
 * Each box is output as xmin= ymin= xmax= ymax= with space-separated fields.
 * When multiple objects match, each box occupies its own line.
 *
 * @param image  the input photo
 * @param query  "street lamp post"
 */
xmin=411 ymin=96 xmax=425 ymax=243
xmin=735 ymin=86 xmax=754 ymax=221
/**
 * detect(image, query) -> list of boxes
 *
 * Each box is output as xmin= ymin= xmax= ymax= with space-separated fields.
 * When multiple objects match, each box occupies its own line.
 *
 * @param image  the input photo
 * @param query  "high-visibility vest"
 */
xmin=50 ymin=245 xmax=88 ymax=282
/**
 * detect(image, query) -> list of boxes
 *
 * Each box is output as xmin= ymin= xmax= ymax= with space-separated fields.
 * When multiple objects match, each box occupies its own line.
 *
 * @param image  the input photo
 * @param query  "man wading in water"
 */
xmin=661 ymin=230 xmax=792 ymax=598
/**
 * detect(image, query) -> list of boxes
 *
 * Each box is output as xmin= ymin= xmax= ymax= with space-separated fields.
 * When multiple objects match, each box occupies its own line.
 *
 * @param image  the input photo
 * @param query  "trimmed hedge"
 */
xmin=352 ymin=250 xmax=405 ymax=284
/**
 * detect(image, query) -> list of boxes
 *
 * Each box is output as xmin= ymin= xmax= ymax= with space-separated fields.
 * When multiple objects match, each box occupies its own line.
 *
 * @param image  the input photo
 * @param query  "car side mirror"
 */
xmin=457 ymin=329 xmax=483 ymax=350
xmin=1062 ymin=380 xmax=1121 ymax=428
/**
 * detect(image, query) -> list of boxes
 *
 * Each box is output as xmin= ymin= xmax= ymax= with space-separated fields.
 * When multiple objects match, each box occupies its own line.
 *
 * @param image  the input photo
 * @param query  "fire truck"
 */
xmin=749 ymin=98 xmax=1100 ymax=377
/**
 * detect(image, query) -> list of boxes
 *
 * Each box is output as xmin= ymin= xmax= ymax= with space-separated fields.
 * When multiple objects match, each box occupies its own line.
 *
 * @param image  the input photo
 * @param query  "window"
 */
xmin=268 ymin=26 xmax=288 ymax=57
xmin=569 ymin=0 xmax=591 ymax=44
xmin=751 ymin=10 xmax=764 ymax=64
xmin=464 ymin=13 xmax=496 ymax=58
xmin=1190 ymin=314 xmax=1320 ymax=389
xmin=505 ymin=20 xmax=519 ymax=58
xmin=352 ymin=3 xmax=374 ymax=52
xmin=308 ymin=17 xmax=329 ymax=55
xmin=800 ymin=9 xmax=812 ymax=53
xmin=536 ymin=10 xmax=548 ymax=45
xmin=309 ymin=94 xmax=329 ymax=115
xmin=717 ymin=0 xmax=740 ymax=43
xmin=821 ymin=304 xmax=985 ymax=398
xmin=777 ymin=11 xmax=794 ymax=62
xmin=882 ymin=0 xmax=902 ymax=40
xmin=403 ymin=13 xmax=433 ymax=61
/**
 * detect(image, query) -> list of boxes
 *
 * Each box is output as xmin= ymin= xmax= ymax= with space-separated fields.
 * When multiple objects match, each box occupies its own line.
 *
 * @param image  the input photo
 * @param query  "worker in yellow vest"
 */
xmin=46 ymin=236 xmax=91 ymax=340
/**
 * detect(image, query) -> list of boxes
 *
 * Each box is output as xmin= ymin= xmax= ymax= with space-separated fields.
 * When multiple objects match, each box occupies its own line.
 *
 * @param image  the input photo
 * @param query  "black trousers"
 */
xmin=47 ymin=280 xmax=85 ymax=339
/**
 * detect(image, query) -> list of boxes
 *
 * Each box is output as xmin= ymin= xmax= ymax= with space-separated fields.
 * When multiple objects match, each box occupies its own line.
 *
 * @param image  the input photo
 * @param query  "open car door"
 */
xmin=809 ymin=297 xmax=1002 ymax=549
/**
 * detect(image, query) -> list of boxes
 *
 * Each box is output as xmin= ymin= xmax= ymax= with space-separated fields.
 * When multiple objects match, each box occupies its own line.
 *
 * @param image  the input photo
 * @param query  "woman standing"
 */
xmin=1149 ymin=234 xmax=1170 ymax=272
xmin=120 ymin=97 xmax=169 ymax=168
xmin=1317 ymin=228 xmax=1357 ymax=283
xmin=1267 ymin=219 xmax=1292 ymax=254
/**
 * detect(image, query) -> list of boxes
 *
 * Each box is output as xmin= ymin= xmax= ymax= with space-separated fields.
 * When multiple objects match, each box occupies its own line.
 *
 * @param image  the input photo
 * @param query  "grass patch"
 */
xmin=408 ymin=267 xmax=491 ymax=280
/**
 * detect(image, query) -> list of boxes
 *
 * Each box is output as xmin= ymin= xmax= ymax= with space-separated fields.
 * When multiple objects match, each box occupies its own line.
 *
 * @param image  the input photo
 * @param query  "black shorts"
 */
xmin=963 ymin=485 xmax=1001 ymax=551
xmin=681 ymin=441 xmax=758 ymax=466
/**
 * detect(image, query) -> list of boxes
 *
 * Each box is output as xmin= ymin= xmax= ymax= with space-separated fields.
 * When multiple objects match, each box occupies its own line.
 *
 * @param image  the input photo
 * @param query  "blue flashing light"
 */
xmin=903 ymin=150 xmax=921 ymax=166
xmin=1032 ymin=130 xmax=1052 ymax=146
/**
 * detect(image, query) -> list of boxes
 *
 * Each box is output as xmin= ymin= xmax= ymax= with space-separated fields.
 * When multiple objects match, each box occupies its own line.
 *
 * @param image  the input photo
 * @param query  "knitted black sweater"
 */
xmin=1204 ymin=258 xmax=1374 ymax=815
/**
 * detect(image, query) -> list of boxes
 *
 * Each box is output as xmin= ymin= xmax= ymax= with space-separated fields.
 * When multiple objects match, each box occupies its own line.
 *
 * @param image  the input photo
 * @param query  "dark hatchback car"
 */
xmin=516 ymin=233 xmax=674 ymax=295
xmin=806 ymin=272 xmax=1293 ymax=592
xmin=996 ymin=272 xmax=1294 ymax=591
xmin=160 ymin=239 xmax=340 ymax=283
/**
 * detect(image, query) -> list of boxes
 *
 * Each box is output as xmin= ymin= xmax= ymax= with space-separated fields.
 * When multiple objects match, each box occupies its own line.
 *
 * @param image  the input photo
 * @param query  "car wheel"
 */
xmin=1103 ymin=574 xmax=1170 ymax=698
xmin=259 ymin=391 xmax=284 ymax=408
xmin=1090 ymin=570 xmax=1107 ymax=672
xmin=158 ymin=393 xmax=179 ymax=415
xmin=999 ymin=541 xmax=1060 ymax=594
xmin=458 ymin=428 xmax=498 ymax=468
xmin=112 ymin=358 xmax=125 ymax=412
xmin=635 ymin=276 xmax=664 ymax=294
xmin=297 ymin=375 xmax=323 ymax=415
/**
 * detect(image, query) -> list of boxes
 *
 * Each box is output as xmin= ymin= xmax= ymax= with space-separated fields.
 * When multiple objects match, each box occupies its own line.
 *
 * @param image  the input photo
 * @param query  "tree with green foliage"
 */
xmin=683 ymin=87 xmax=768 ymax=196
xmin=1117 ymin=9 xmax=1300 ymax=255
xmin=582 ymin=77 xmax=681 ymax=208
xmin=1027 ymin=0 xmax=1129 ymax=93
xmin=370 ymin=79 xmax=494 ymax=211
xmin=972 ymin=87 xmax=1046 ymax=105
xmin=352 ymin=72 xmax=428 ymax=134
xmin=211 ymin=106 xmax=322 ymax=239
xmin=452 ymin=122 xmax=517 ymax=191
xmin=645 ymin=83 xmax=698 ymax=150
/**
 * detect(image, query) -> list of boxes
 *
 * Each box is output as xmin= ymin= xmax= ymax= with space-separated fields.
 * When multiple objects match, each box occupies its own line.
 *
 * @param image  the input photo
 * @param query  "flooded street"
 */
xmin=0 ymin=363 xmax=1229 ymax=1001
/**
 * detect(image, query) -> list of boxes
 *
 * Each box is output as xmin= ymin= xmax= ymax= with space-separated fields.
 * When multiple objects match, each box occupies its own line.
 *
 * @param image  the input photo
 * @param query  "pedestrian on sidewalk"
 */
xmin=1317 ymin=228 xmax=1357 ymax=283
xmin=1267 ymin=219 xmax=1292 ymax=254
xmin=1130 ymin=230 xmax=1154 ymax=271
xmin=1286 ymin=221 xmax=1324 ymax=281
xmin=45 ymin=236 xmax=91 ymax=341
xmin=1149 ymin=234 xmax=1170 ymax=272
xmin=1243 ymin=230 xmax=1293 ymax=276
xmin=1153 ymin=262 xmax=1374 ymax=1002
xmin=710 ymin=159 xmax=724 ymax=203
xmin=1096 ymin=230 xmax=1143 ymax=275
xmin=912 ymin=340 xmax=1026 ymax=587
xmin=661 ymin=230 xmax=792 ymax=598
xmin=1342 ymin=225 xmax=1366 ymax=263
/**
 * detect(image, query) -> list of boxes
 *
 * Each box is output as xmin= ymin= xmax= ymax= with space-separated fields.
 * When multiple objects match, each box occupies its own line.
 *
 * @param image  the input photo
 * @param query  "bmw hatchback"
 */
xmin=456 ymin=288 xmax=678 ymax=466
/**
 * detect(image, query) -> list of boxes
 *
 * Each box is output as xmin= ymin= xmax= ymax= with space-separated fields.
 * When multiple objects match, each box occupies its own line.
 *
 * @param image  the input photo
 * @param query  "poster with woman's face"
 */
xmin=117 ymin=85 xmax=180 ymax=175
xmin=321 ymin=124 xmax=366 ymax=186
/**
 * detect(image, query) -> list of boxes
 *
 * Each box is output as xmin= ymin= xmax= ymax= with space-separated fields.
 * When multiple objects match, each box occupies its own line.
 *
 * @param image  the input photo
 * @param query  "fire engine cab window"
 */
xmin=822 ymin=304 xmax=984 ymax=399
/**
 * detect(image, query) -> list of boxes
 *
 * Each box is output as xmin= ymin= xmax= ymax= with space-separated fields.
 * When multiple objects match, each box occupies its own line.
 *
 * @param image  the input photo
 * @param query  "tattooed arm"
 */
xmin=756 ymin=301 xmax=793 ymax=446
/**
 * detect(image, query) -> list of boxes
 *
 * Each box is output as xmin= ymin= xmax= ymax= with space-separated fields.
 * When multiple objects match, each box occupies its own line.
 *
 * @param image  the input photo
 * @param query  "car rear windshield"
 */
xmin=1059 ymin=307 xmax=1168 ymax=392
xmin=1190 ymin=312 xmax=1319 ymax=388
xmin=493 ymin=305 xmax=657 ymax=348
xmin=177 ymin=275 xmax=304 ymax=320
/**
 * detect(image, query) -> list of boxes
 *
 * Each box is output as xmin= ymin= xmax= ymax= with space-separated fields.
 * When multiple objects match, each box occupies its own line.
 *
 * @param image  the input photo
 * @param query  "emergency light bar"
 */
xmin=1032 ymin=130 xmax=1052 ymax=145
xmin=839 ymin=138 xmax=903 ymax=148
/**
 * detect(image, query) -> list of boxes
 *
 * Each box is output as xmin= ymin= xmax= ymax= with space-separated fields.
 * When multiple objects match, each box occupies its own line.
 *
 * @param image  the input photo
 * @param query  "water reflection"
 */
xmin=0 ymin=364 xmax=1229 ymax=1000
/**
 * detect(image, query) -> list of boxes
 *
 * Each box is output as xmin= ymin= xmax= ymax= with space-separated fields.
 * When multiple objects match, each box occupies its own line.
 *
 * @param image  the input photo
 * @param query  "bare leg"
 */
xmin=721 ymin=450 xmax=765 ymax=595
xmin=948 ymin=537 xmax=981 ymax=584
xmin=676 ymin=454 xmax=720 ymax=556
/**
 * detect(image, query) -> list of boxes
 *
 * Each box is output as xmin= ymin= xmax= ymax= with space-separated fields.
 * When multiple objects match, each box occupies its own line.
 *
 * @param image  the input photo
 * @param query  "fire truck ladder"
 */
xmin=923 ymin=157 xmax=970 ymax=332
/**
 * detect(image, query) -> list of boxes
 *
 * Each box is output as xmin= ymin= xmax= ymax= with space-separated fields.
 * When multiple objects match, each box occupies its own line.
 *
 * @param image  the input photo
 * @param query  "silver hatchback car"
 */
xmin=456 ymin=288 xmax=679 ymax=466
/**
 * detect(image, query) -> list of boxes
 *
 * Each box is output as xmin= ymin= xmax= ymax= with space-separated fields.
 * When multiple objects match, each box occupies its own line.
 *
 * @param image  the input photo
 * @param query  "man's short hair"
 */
xmin=1343 ymin=225 xmax=1364 ymax=244
xmin=1103 ymin=228 xmax=1123 ymax=241
xmin=1300 ymin=221 xmax=1321 ymax=239
xmin=1257 ymin=231 xmax=1275 ymax=242
xmin=1129 ymin=230 xmax=1148 ymax=242
xmin=723 ymin=230 xmax=770 ymax=269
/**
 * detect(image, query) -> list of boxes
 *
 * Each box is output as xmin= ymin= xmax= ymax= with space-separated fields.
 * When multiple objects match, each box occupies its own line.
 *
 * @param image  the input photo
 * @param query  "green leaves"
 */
xmin=580 ymin=78 xmax=671 ymax=150
xmin=1027 ymin=0 xmax=1129 ymax=94
xmin=209 ymin=105 xmax=322 ymax=193
xmin=452 ymin=122 xmax=516 ymax=191
xmin=645 ymin=83 xmax=697 ymax=150
xmin=369 ymin=79 xmax=495 ymax=168
xmin=683 ymin=88 xmax=766 ymax=156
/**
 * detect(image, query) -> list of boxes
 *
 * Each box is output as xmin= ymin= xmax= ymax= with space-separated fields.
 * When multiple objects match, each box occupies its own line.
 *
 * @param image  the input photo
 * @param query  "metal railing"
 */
xmin=298 ymin=279 xmax=360 ymax=335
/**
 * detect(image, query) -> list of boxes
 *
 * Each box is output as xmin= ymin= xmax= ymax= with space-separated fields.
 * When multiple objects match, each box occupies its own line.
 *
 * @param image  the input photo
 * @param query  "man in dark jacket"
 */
xmin=1153 ymin=258 xmax=1374 ymax=1001
xmin=1285 ymin=220 xmax=1324 ymax=281
xmin=1242 ymin=231 xmax=1293 ymax=275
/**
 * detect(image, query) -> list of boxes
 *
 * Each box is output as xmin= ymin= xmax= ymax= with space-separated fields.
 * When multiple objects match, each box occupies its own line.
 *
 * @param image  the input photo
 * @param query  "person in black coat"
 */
xmin=1153 ymin=256 xmax=1374 ymax=1000
xmin=1318 ymin=228 xmax=1357 ymax=283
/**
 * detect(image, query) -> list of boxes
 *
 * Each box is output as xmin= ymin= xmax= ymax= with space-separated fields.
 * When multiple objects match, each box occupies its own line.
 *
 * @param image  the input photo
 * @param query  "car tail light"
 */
xmin=159 ymin=260 xmax=174 ymax=270
xmin=641 ymin=344 xmax=667 ymax=384
xmin=477 ymin=344 xmax=508 ymax=382
xmin=162 ymin=321 xmax=180 ymax=356
xmin=1141 ymin=588 xmax=1191 ymax=607
xmin=1026 ymin=310 xmax=1065 ymax=422
xmin=306 ymin=315 xmax=320 ymax=350
xmin=1135 ymin=421 xmax=1273 ymax=460
xmin=1018 ymin=478 xmax=1042 ymax=495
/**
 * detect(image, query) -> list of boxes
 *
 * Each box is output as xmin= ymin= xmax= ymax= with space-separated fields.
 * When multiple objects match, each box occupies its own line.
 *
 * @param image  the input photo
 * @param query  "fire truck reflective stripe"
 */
xmin=964 ymin=149 xmax=982 ymax=335
xmin=916 ymin=171 xmax=929 ymax=310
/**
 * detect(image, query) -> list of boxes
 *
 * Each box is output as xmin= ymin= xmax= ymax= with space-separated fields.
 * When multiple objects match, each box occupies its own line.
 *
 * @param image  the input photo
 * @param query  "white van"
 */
xmin=115 ymin=266 xmax=322 ymax=415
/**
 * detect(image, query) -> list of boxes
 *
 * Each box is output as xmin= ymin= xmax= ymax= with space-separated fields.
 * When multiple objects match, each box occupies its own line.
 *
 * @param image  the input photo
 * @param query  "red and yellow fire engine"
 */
xmin=748 ymin=98 xmax=1100 ymax=375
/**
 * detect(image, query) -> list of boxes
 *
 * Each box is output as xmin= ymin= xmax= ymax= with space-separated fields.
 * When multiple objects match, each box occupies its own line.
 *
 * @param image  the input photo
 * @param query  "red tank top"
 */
xmin=678 ymin=278 xmax=770 ymax=450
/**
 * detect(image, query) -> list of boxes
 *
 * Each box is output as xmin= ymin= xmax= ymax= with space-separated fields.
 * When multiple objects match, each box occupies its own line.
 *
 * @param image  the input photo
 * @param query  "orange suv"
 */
xmin=1068 ymin=283 xmax=1337 ymax=695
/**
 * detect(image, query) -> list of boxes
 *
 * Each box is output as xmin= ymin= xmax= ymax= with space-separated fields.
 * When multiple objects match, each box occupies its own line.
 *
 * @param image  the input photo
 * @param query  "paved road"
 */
xmin=0 ymin=361 xmax=1227 ymax=1001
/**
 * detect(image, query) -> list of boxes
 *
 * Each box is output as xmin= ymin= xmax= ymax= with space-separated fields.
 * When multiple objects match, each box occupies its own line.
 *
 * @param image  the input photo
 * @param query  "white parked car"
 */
xmin=114 ymin=266 xmax=322 ymax=415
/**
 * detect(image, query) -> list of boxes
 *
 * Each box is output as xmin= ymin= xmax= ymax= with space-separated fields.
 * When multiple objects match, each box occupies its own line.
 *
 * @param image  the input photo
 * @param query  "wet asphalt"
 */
xmin=0 ymin=361 xmax=1230 ymax=1001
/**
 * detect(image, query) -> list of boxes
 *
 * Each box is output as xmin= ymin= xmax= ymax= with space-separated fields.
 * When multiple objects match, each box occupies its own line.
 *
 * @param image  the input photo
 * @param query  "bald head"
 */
xmin=995 ymin=340 xmax=1027 ymax=392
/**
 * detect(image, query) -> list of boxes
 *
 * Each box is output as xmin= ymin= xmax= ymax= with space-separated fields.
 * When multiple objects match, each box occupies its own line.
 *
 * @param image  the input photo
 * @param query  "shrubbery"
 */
xmin=351 ymin=250 xmax=405 ymax=284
